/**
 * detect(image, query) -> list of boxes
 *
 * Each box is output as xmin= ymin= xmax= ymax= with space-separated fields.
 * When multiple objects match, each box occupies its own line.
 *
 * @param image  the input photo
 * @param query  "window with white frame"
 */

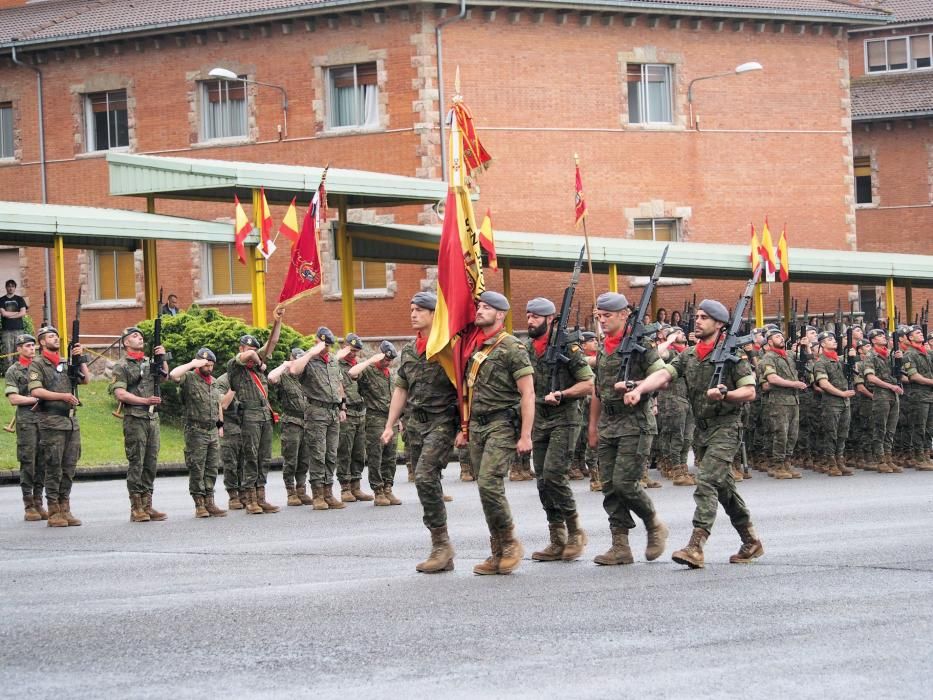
xmin=866 ymin=35 xmax=932 ymax=73
xmin=326 ymin=63 xmax=379 ymax=130
xmin=634 ymin=218 xmax=680 ymax=242
xmin=200 ymin=78 xmax=247 ymax=141
xmin=85 ymin=90 xmax=128 ymax=152
xmin=207 ymin=244 xmax=251 ymax=297
xmin=93 ymin=250 xmax=136 ymax=301
xmin=0 ymin=102 xmax=13 ymax=159
xmin=330 ymin=260 xmax=387 ymax=293
xmin=627 ymin=64 xmax=673 ymax=124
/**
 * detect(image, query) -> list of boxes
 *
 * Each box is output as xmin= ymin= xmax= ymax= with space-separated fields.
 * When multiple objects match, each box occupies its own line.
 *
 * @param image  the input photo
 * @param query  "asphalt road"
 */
xmin=1 ymin=467 xmax=932 ymax=699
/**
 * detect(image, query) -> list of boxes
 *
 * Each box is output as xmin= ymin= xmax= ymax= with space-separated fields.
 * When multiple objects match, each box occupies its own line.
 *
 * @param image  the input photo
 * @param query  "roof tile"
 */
xmin=851 ymin=71 xmax=933 ymax=119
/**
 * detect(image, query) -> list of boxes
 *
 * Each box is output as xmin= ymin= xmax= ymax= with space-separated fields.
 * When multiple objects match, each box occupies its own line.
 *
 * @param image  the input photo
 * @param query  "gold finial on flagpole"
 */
xmin=453 ymin=65 xmax=463 ymax=104
xmin=574 ymin=152 xmax=580 ymax=166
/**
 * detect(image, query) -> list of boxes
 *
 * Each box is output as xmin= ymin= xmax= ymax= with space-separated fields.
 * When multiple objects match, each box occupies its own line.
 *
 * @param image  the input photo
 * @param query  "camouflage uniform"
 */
xmin=215 ymin=374 xmax=245 ymax=494
xmin=5 ymin=360 xmax=42 ymax=503
xmin=849 ymin=360 xmax=874 ymax=461
xmin=336 ymin=358 xmax=366 ymax=485
xmin=397 ymin=340 xmax=458 ymax=529
xmin=572 ymin=395 xmax=598 ymax=473
xmin=275 ymin=371 xmax=310 ymax=488
xmin=467 ymin=331 xmax=533 ymax=533
xmin=902 ymin=345 xmax=933 ymax=459
xmin=178 ymin=369 xmax=221 ymax=496
xmin=759 ymin=349 xmax=800 ymax=465
xmin=657 ymin=351 xmax=690 ymax=468
xmin=109 ymin=355 xmax=161 ymax=497
xmin=299 ymin=353 xmax=342 ymax=487
xmin=225 ymin=357 xmax=274 ymax=489
xmin=813 ymin=354 xmax=851 ymax=459
xmin=358 ymin=363 xmax=397 ymax=489
xmin=862 ymin=349 xmax=900 ymax=462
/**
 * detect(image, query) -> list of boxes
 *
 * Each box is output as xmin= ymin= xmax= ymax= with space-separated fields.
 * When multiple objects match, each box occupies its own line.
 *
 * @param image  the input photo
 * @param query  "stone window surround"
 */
xmin=69 ymin=75 xmax=137 ymax=156
xmin=618 ymin=47 xmax=687 ymax=131
xmin=311 ymin=46 xmax=390 ymax=136
xmin=0 ymin=90 xmax=22 ymax=164
xmin=625 ymin=200 xmax=693 ymax=287
xmin=852 ymin=146 xmax=880 ymax=209
xmin=80 ymin=249 xmax=144 ymax=310
xmin=194 ymin=239 xmax=252 ymax=305
xmin=320 ymin=209 xmax=396 ymax=301
xmin=187 ymin=65 xmax=260 ymax=147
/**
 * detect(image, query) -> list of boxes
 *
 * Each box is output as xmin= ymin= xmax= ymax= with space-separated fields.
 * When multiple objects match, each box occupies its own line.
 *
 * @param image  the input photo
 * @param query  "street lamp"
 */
xmin=687 ymin=61 xmax=763 ymax=130
xmin=208 ymin=67 xmax=289 ymax=139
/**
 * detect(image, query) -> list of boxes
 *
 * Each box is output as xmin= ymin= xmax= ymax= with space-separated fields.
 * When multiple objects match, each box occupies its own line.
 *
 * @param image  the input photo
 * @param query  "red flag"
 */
xmin=278 ymin=201 xmax=323 ymax=303
xmin=451 ymin=103 xmax=492 ymax=175
xmin=233 ymin=195 xmax=253 ymax=265
xmin=277 ymin=197 xmax=300 ymax=246
xmin=574 ymin=162 xmax=587 ymax=227
xmin=479 ymin=208 xmax=497 ymax=270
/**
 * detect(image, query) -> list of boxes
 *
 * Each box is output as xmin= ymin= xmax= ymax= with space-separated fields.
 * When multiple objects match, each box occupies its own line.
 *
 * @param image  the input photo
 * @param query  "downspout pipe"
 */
xmin=435 ymin=0 xmax=467 ymax=182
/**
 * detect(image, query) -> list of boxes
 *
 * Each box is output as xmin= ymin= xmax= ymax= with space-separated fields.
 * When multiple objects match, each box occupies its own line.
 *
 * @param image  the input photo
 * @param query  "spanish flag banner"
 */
xmin=777 ymin=225 xmax=790 ymax=282
xmin=759 ymin=218 xmax=778 ymax=281
xmin=278 ymin=197 xmax=301 ymax=246
xmin=233 ymin=195 xmax=253 ymax=265
xmin=574 ymin=162 xmax=588 ymax=227
xmin=479 ymin=208 xmax=497 ymax=270
xmin=258 ymin=187 xmax=275 ymax=259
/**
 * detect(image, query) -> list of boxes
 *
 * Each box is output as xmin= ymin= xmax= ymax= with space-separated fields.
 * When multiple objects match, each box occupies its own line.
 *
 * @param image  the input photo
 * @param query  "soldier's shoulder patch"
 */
xmin=28 ymin=371 xmax=39 ymax=381
xmin=904 ymin=361 xmax=913 ymax=371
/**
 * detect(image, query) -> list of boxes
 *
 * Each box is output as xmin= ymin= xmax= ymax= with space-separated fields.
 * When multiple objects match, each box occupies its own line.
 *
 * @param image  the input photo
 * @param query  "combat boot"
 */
xmin=415 ymin=526 xmax=455 ymax=573
xmin=407 ymin=464 xmax=415 ymax=482
xmin=459 ymin=462 xmax=474 ymax=482
xmin=771 ymin=460 xmax=791 ymax=479
xmin=285 ymin=485 xmax=301 ymax=506
xmin=730 ymin=458 xmax=744 ymax=482
xmin=23 ymin=495 xmax=41 ymax=522
xmin=531 ymin=522 xmax=567 ymax=562
xmin=593 ymin=527 xmax=634 ymax=566
xmin=311 ymin=485 xmax=329 ymax=510
xmin=563 ymin=513 xmax=588 ymax=561
xmin=340 ymin=481 xmax=357 ymax=503
xmin=836 ymin=456 xmax=854 ymax=476
xmin=589 ymin=467 xmax=602 ymax=492
xmin=295 ymin=483 xmax=314 ymax=505
xmin=914 ymin=452 xmax=933 ymax=472
xmin=47 ymin=499 xmax=68 ymax=528
xmin=322 ymin=484 xmax=346 ymax=510
xmin=641 ymin=468 xmax=662 ymax=489
xmin=59 ymin=498 xmax=81 ymax=526
xmin=244 ymin=488 xmax=264 ymax=514
xmin=783 ymin=458 xmax=802 ymax=479
xmin=729 ymin=523 xmax=764 ymax=563
xmin=886 ymin=455 xmax=904 ymax=473
xmin=568 ymin=465 xmax=585 ymax=480
xmin=876 ymin=458 xmax=893 ymax=474
xmin=384 ymin=484 xmax=402 ymax=505
xmin=145 ymin=493 xmax=167 ymax=521
xmin=508 ymin=466 xmax=522 ymax=481
xmin=498 ymin=527 xmax=524 ymax=574
xmin=826 ymin=455 xmax=842 ymax=477
xmin=350 ymin=479 xmax=374 ymax=501
xmin=33 ymin=490 xmax=48 ymax=520
xmin=256 ymin=486 xmax=280 ymax=513
xmin=193 ymin=495 xmax=209 ymax=518
xmin=130 ymin=494 xmax=150 ymax=523
xmin=204 ymin=492 xmax=227 ymax=517
xmin=672 ymin=527 xmax=709 ymax=569
xmin=473 ymin=533 xmax=502 ymax=575
xmin=442 ymin=489 xmax=454 ymax=503
xmin=227 ymin=489 xmax=244 ymax=510
xmin=644 ymin=516 xmax=669 ymax=562
xmin=373 ymin=487 xmax=391 ymax=507
xmin=672 ymin=465 xmax=696 ymax=486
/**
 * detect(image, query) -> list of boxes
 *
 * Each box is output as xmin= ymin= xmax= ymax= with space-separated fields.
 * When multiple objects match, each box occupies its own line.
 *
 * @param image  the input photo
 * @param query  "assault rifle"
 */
xmin=543 ymin=246 xmax=585 ymax=394
xmin=149 ymin=288 xmax=169 ymax=415
xmin=685 ymin=293 xmax=697 ymax=341
xmin=41 ymin=291 xmax=49 ymax=327
xmin=67 ymin=288 xmax=84 ymax=415
xmin=708 ymin=267 xmax=761 ymax=391
xmin=845 ymin=325 xmax=855 ymax=388
xmin=891 ymin=327 xmax=904 ymax=385
xmin=616 ymin=245 xmax=669 ymax=388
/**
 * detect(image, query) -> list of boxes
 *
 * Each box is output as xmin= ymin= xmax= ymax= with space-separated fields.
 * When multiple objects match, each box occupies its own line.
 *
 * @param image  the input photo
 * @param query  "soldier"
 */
xmin=290 ymin=326 xmax=347 ymax=510
xmin=170 ymin=348 xmax=226 ymax=518
xmin=863 ymin=328 xmax=904 ymax=472
xmin=851 ymin=340 xmax=875 ymax=470
xmin=29 ymin=325 xmax=89 ymax=527
xmin=654 ymin=325 xmax=695 ymax=486
xmin=758 ymin=328 xmax=807 ymax=479
xmin=624 ymin=299 xmax=763 ymax=569
xmin=795 ymin=329 xmax=819 ymax=470
xmin=215 ymin=373 xmax=248 ymax=509
xmin=901 ymin=325 xmax=933 ymax=470
xmin=587 ymin=292 xmax=669 ymax=566
xmin=571 ymin=330 xmax=601 ymax=491
xmin=109 ymin=327 xmax=170 ymax=522
xmin=224 ymin=306 xmax=284 ymax=514
xmin=456 ymin=291 xmax=534 ymax=576
xmin=813 ymin=331 xmax=855 ymax=476
xmin=458 ymin=446 xmax=475 ymax=482
xmin=381 ymin=292 xmax=459 ymax=573
xmin=523 ymin=297 xmax=594 ymax=562
xmin=4 ymin=333 xmax=44 ymax=521
xmin=351 ymin=340 xmax=399 ymax=505
xmin=335 ymin=334 xmax=370 ymax=503
xmin=269 ymin=348 xmax=313 ymax=506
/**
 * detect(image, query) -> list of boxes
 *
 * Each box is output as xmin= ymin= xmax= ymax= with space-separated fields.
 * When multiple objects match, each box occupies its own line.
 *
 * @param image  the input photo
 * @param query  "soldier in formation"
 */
xmin=5 ymin=333 xmax=44 ymax=521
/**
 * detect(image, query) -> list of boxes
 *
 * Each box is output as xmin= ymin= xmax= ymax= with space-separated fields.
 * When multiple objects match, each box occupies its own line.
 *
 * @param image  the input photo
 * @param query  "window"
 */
xmin=85 ymin=90 xmax=128 ymax=151
xmin=627 ymin=64 xmax=673 ymax=124
xmin=0 ymin=102 xmax=12 ymax=159
xmin=634 ymin=219 xmax=679 ymax=241
xmin=200 ymin=79 xmax=247 ymax=141
xmin=208 ymin=244 xmax=251 ymax=296
xmin=332 ymin=260 xmax=387 ymax=293
xmin=95 ymin=250 xmax=136 ymax=301
xmin=912 ymin=35 xmax=932 ymax=69
xmin=854 ymin=156 xmax=873 ymax=205
xmin=866 ymin=36 xmax=933 ymax=73
xmin=327 ymin=63 xmax=379 ymax=129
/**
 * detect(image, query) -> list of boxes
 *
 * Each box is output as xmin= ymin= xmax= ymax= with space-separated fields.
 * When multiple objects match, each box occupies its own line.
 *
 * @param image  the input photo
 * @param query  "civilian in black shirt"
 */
xmin=1 ymin=279 xmax=28 ymax=373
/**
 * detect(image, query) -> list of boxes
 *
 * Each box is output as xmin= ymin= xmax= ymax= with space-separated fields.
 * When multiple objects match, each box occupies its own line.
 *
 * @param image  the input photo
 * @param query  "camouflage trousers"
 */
xmin=468 ymin=417 xmax=519 ymax=533
xmin=16 ymin=419 xmax=42 ymax=498
xmin=765 ymin=402 xmax=799 ymax=461
xmin=598 ymin=431 xmax=657 ymax=531
xmin=532 ymin=422 xmax=578 ymax=525
xmin=849 ymin=397 xmax=873 ymax=456
xmin=281 ymin=417 xmax=311 ymax=487
xmin=42 ymin=427 xmax=80 ymax=501
xmin=365 ymin=411 xmax=397 ymax=489
xmin=682 ymin=406 xmax=695 ymax=464
xmin=306 ymin=416 xmax=339 ymax=487
xmin=871 ymin=397 xmax=899 ymax=459
xmin=124 ymin=414 xmax=160 ymax=495
xmin=221 ymin=429 xmax=244 ymax=491
xmin=572 ymin=422 xmax=597 ymax=470
xmin=184 ymin=425 xmax=220 ymax=495
xmin=796 ymin=392 xmax=819 ymax=455
xmin=336 ymin=413 xmax=366 ymax=483
xmin=820 ymin=398 xmax=850 ymax=458
xmin=692 ymin=420 xmax=751 ymax=533
xmin=894 ymin=399 xmax=910 ymax=453
xmin=907 ymin=396 xmax=933 ymax=454
xmin=408 ymin=413 xmax=457 ymax=529
xmin=657 ymin=396 xmax=689 ymax=463
xmin=241 ymin=418 xmax=274 ymax=488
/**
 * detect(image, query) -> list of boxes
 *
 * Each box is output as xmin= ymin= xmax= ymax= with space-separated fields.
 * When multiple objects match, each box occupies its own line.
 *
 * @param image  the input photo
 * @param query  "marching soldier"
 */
xmin=654 ymin=325 xmax=695 ymax=486
xmin=902 ymin=325 xmax=933 ymax=470
xmin=4 ymin=333 xmax=44 ymax=521
xmin=797 ymin=326 xmax=820 ymax=470
xmin=624 ymin=299 xmax=763 ymax=569
xmin=813 ymin=331 xmax=855 ymax=476
xmin=456 ymin=291 xmax=534 ymax=576
xmin=458 ymin=446 xmax=475 ymax=482
xmin=216 ymin=373 xmax=247 ymax=509
xmin=170 ymin=349 xmax=226 ymax=518
xmin=523 ymin=297 xmax=594 ymax=562
xmin=335 ymin=334 xmax=370 ymax=503
xmin=851 ymin=340 xmax=875 ymax=469
xmin=571 ymin=330 xmax=601 ymax=491
xmin=863 ymin=328 xmax=904 ymax=472
xmin=224 ymin=306 xmax=284 ymax=514
xmin=351 ymin=340 xmax=399 ymax=505
xmin=269 ymin=348 xmax=313 ymax=506
xmin=587 ymin=293 xmax=669 ymax=566
xmin=29 ymin=325 xmax=89 ymax=527
xmin=759 ymin=328 xmax=806 ymax=479
xmin=109 ymin=327 xmax=169 ymax=522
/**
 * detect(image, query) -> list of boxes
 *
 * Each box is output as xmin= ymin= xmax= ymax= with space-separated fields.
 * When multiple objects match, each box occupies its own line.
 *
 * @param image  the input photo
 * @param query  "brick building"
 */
xmin=0 ymin=0 xmax=890 ymax=338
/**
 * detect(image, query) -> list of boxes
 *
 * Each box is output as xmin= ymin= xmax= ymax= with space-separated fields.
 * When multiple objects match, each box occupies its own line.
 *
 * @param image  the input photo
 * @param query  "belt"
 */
xmin=345 ymin=402 xmax=364 ymax=411
xmin=239 ymin=400 xmax=265 ymax=409
xmin=694 ymin=415 xmax=737 ymax=431
xmin=602 ymin=401 xmax=626 ymax=416
xmin=38 ymin=405 xmax=72 ymax=417
xmin=410 ymin=406 xmax=457 ymax=423
xmin=536 ymin=402 xmax=574 ymax=418
xmin=188 ymin=419 xmax=217 ymax=430
xmin=284 ymin=411 xmax=305 ymax=420
xmin=473 ymin=407 xmax=516 ymax=426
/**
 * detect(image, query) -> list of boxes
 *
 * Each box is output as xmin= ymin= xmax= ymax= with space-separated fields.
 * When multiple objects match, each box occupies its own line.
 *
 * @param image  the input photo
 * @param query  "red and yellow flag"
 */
xmin=479 ymin=208 xmax=497 ymax=270
xmin=749 ymin=223 xmax=760 ymax=274
xmin=258 ymin=187 xmax=275 ymax=259
xmin=759 ymin=218 xmax=777 ymax=275
xmin=574 ymin=161 xmax=588 ymax=227
xmin=278 ymin=197 xmax=300 ymax=246
xmin=278 ymin=199 xmax=323 ymax=304
xmin=777 ymin=225 xmax=790 ymax=282
xmin=233 ymin=195 xmax=253 ymax=265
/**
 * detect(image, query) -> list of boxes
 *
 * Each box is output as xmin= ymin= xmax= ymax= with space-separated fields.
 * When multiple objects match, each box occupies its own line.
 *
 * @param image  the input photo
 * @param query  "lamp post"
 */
xmin=208 ymin=67 xmax=289 ymax=139
xmin=687 ymin=61 xmax=762 ymax=130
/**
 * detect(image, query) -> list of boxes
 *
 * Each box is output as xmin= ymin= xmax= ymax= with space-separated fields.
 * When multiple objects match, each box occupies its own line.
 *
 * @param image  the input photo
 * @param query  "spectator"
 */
xmin=655 ymin=307 xmax=668 ymax=324
xmin=670 ymin=309 xmax=684 ymax=330
xmin=160 ymin=294 xmax=181 ymax=317
xmin=1 ymin=279 xmax=28 ymax=372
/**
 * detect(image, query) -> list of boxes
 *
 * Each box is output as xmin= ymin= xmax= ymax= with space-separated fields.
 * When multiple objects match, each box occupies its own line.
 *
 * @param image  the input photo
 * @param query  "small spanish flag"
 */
xmin=777 ymin=225 xmax=790 ymax=282
xmin=749 ymin=223 xmax=760 ymax=274
xmin=258 ymin=187 xmax=274 ymax=259
xmin=233 ymin=195 xmax=253 ymax=265
xmin=479 ymin=208 xmax=497 ymax=270
xmin=278 ymin=197 xmax=300 ymax=246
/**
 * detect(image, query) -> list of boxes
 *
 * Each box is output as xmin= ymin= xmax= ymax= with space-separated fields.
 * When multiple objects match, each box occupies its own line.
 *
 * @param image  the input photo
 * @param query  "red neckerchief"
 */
xmin=911 ymin=342 xmax=928 ymax=355
xmin=318 ymin=351 xmax=329 ymax=364
xmin=197 ymin=369 xmax=213 ymax=385
xmin=874 ymin=346 xmax=889 ymax=359
xmin=584 ymin=349 xmax=597 ymax=358
xmin=381 ymin=365 xmax=390 ymax=378
xmin=770 ymin=348 xmax=787 ymax=359
xmin=42 ymin=350 xmax=61 ymax=365
xmin=823 ymin=350 xmax=839 ymax=361
xmin=19 ymin=356 xmax=31 ymax=367
xmin=126 ymin=350 xmax=145 ymax=361
xmin=415 ymin=332 xmax=427 ymax=356
xmin=532 ymin=334 xmax=548 ymax=357
xmin=695 ymin=339 xmax=716 ymax=361
xmin=343 ymin=355 xmax=357 ymax=366
xmin=671 ymin=343 xmax=686 ymax=353
xmin=603 ymin=331 xmax=623 ymax=355
xmin=469 ymin=326 xmax=503 ymax=357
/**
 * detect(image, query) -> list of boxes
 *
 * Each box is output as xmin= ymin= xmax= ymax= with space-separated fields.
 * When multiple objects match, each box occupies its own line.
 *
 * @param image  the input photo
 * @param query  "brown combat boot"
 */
xmin=23 ymin=495 xmax=41 ymax=522
xmin=531 ymin=522 xmax=567 ymax=562
xmin=568 ymin=465 xmax=585 ymax=480
xmin=498 ymin=527 xmax=524 ymax=574
xmin=193 ymin=495 xmax=210 ymax=518
xmin=562 ymin=513 xmax=588 ymax=561
xmin=311 ymin=485 xmax=329 ymax=510
xmin=672 ymin=465 xmax=697 ymax=486
xmin=322 ymin=484 xmax=346 ymax=510
xmin=826 ymin=455 xmax=842 ymax=477
xmin=47 ymin=499 xmax=68 ymax=528
xmin=286 ymin=485 xmax=302 ymax=507
xmin=729 ymin=523 xmax=765 ymax=563
xmin=59 ymin=498 xmax=81 ymax=526
xmin=836 ymin=456 xmax=854 ymax=476
xmin=244 ymin=487 xmax=264 ymax=514
xmin=645 ymin=516 xmax=669 ymax=562
xmin=508 ymin=466 xmax=523 ymax=481
xmin=204 ymin=492 xmax=227 ymax=517
xmin=593 ymin=527 xmax=634 ymax=566
xmin=473 ymin=533 xmax=502 ymax=575
xmin=227 ymin=489 xmax=244 ymax=510
xmin=145 ymin=493 xmax=167 ymax=521
xmin=672 ymin=527 xmax=709 ymax=569
xmin=783 ymin=458 xmax=802 ymax=479
xmin=876 ymin=457 xmax=893 ymax=474
xmin=730 ymin=459 xmax=744 ymax=482
xmin=350 ymin=479 xmax=374 ymax=501
xmin=442 ymin=489 xmax=453 ymax=503
xmin=33 ymin=490 xmax=48 ymax=520
xmin=256 ymin=486 xmax=280 ymax=513
xmin=641 ymin=468 xmax=662 ymax=489
xmin=372 ymin=487 xmax=391 ymax=507
xmin=459 ymin=462 xmax=474 ymax=482
xmin=340 ymin=481 xmax=357 ymax=503
xmin=415 ymin=526 xmax=455 ymax=573
xmin=130 ymin=494 xmax=150 ymax=523
xmin=296 ymin=483 xmax=314 ymax=505
xmin=589 ymin=466 xmax=602 ymax=492
xmin=914 ymin=452 xmax=933 ymax=472
xmin=384 ymin=484 xmax=402 ymax=505
xmin=886 ymin=455 xmax=904 ymax=473
xmin=407 ymin=464 xmax=415 ymax=482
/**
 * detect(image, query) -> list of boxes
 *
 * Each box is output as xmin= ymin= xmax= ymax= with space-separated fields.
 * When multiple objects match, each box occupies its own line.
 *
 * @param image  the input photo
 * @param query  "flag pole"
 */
xmin=575 ymin=154 xmax=600 ymax=337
